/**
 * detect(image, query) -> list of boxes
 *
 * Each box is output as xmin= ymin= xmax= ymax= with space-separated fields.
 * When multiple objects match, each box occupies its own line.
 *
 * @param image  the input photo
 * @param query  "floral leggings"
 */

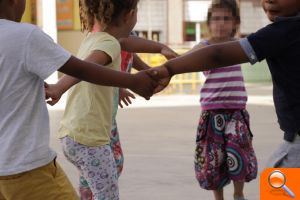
xmin=61 ymin=136 xmax=119 ymax=200
xmin=79 ymin=119 xmax=124 ymax=200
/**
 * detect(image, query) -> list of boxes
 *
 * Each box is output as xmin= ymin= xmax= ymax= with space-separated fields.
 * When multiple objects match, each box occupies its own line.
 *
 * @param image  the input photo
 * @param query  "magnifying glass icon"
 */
xmin=268 ymin=170 xmax=295 ymax=198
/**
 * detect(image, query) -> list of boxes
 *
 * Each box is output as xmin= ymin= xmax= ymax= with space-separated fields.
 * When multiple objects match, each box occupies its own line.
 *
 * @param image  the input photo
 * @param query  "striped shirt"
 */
xmin=200 ymin=64 xmax=247 ymax=110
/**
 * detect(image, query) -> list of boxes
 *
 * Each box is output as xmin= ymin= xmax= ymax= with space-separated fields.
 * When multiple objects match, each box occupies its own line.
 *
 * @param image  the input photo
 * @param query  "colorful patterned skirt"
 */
xmin=194 ymin=109 xmax=257 ymax=190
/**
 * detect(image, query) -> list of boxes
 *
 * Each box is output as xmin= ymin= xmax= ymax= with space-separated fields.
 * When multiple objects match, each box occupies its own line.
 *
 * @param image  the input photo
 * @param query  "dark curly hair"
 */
xmin=207 ymin=0 xmax=240 ymax=37
xmin=79 ymin=0 xmax=139 ymax=32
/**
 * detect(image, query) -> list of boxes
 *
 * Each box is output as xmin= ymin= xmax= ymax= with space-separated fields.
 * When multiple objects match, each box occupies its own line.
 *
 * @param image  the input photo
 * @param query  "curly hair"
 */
xmin=207 ymin=0 xmax=240 ymax=36
xmin=79 ymin=0 xmax=139 ymax=32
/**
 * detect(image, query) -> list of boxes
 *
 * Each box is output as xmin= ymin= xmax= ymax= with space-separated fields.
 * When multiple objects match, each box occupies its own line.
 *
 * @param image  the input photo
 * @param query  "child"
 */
xmin=80 ymin=30 xmax=178 ymax=199
xmin=0 ymin=0 xmax=157 ymax=199
xmin=153 ymin=0 xmax=300 ymax=171
xmin=191 ymin=1 xmax=257 ymax=200
xmin=44 ymin=0 xmax=149 ymax=199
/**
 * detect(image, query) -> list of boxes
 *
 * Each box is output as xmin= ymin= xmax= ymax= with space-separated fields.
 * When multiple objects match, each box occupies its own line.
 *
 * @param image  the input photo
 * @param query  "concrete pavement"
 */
xmin=49 ymin=83 xmax=281 ymax=200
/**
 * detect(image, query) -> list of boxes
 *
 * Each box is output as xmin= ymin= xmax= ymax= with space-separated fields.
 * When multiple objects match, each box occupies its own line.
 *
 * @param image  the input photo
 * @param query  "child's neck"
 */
xmin=0 ymin=4 xmax=17 ymax=21
xmin=105 ymin=26 xmax=127 ymax=40
xmin=0 ymin=12 xmax=14 ymax=21
xmin=92 ymin=22 xmax=128 ymax=40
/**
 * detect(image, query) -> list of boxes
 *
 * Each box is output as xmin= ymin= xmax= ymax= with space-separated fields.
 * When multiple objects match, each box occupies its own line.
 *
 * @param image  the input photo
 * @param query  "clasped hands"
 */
xmin=132 ymin=64 xmax=172 ymax=100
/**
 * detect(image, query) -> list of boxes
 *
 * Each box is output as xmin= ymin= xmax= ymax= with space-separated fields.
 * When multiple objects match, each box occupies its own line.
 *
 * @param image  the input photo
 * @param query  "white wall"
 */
xmin=168 ymin=0 xmax=184 ymax=45
xmin=135 ymin=0 xmax=168 ymax=43
xmin=240 ymin=1 xmax=270 ymax=34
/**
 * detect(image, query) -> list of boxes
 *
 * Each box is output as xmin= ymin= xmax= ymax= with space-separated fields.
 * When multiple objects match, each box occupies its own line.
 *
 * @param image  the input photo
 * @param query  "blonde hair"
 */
xmin=79 ymin=0 xmax=139 ymax=32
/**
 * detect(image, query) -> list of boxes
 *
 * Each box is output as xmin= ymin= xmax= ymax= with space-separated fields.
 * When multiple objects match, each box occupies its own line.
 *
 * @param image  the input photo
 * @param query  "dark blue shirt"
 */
xmin=240 ymin=14 xmax=300 ymax=142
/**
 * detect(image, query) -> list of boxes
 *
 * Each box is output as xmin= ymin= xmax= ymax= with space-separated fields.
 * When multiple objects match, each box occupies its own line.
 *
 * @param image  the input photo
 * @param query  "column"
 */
xmin=167 ymin=0 xmax=184 ymax=45
xmin=37 ymin=0 xmax=58 ymax=83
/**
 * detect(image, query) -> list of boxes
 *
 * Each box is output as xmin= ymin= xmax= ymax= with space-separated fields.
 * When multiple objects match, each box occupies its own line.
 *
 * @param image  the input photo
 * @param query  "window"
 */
xmin=135 ymin=31 xmax=161 ymax=42
xmin=184 ymin=22 xmax=196 ymax=41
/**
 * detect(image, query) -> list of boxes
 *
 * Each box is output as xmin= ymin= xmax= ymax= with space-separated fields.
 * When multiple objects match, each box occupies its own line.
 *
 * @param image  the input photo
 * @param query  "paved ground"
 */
xmin=49 ymin=83 xmax=281 ymax=200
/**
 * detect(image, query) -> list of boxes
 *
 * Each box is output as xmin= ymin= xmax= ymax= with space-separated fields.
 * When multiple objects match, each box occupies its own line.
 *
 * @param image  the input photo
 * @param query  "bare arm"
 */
xmin=56 ymin=56 xmax=157 ymax=100
xmin=120 ymin=36 xmax=165 ymax=53
xmin=120 ymin=36 xmax=178 ymax=59
xmin=132 ymin=54 xmax=150 ymax=71
xmin=147 ymin=41 xmax=249 ymax=94
xmin=55 ymin=50 xmax=112 ymax=94
xmin=163 ymin=41 xmax=249 ymax=76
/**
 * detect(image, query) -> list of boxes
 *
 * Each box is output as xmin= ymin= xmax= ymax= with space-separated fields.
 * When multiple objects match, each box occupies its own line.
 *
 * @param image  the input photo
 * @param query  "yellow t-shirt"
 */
xmin=58 ymin=32 xmax=121 ymax=146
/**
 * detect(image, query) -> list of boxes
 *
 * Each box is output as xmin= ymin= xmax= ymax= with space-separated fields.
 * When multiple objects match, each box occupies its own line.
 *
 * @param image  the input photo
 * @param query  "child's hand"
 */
xmin=44 ymin=82 xmax=64 ymax=106
xmin=119 ymin=88 xmax=135 ymax=108
xmin=161 ymin=46 xmax=178 ymax=60
xmin=155 ymin=76 xmax=171 ymax=94
xmin=147 ymin=66 xmax=171 ymax=93
xmin=130 ymin=71 xmax=158 ymax=100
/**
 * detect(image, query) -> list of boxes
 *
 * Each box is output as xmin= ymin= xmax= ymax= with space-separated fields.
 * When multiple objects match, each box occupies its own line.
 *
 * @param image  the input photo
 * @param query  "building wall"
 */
xmin=168 ymin=0 xmax=184 ymax=45
xmin=57 ymin=0 xmax=83 ymax=55
xmin=240 ymin=0 xmax=270 ymax=35
xmin=135 ymin=0 xmax=168 ymax=43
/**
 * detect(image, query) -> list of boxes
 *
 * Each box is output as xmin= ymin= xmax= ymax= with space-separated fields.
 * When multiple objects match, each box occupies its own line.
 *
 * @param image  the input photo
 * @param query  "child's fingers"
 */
xmin=125 ymin=96 xmax=132 ymax=104
xmin=126 ymin=91 xmax=136 ymax=99
xmin=123 ymin=98 xmax=129 ymax=106
xmin=46 ymin=99 xmax=57 ymax=106
xmin=161 ymin=47 xmax=179 ymax=60
xmin=125 ymin=91 xmax=135 ymax=100
xmin=45 ymin=91 xmax=49 ymax=100
xmin=144 ymin=96 xmax=150 ymax=100
xmin=146 ymin=69 xmax=160 ymax=80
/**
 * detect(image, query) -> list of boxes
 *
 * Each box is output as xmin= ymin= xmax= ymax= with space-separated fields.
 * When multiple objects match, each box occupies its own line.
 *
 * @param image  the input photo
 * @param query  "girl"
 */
xmin=48 ymin=0 xmax=140 ymax=199
xmin=73 ymin=47 xmax=177 ymax=199
xmin=78 ymin=28 xmax=178 ymax=198
xmin=192 ymin=1 xmax=257 ymax=200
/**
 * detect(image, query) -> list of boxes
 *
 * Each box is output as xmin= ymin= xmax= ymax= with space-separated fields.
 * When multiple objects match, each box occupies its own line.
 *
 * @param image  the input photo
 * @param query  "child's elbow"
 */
xmin=208 ymin=45 xmax=229 ymax=68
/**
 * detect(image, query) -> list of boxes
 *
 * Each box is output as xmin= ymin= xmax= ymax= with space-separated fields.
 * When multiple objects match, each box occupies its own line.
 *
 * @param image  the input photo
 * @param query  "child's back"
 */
xmin=59 ymin=32 xmax=121 ymax=146
xmin=0 ymin=19 xmax=70 ymax=175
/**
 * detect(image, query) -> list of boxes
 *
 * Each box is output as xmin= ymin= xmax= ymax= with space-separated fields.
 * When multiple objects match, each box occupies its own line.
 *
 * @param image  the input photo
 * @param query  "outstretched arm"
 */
xmin=163 ymin=41 xmax=248 ymax=76
xmin=55 ymin=50 xmax=112 ymax=92
xmin=132 ymin=54 xmax=151 ymax=71
xmin=45 ymin=54 xmax=157 ymax=105
xmin=45 ymin=50 xmax=112 ymax=105
xmin=60 ymin=56 xmax=157 ymax=97
xmin=119 ymin=36 xmax=178 ymax=59
xmin=148 ymin=41 xmax=250 ymax=93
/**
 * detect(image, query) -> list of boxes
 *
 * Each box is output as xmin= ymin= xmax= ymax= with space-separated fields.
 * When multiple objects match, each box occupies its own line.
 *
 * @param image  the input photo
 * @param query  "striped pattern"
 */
xmin=200 ymin=65 xmax=247 ymax=110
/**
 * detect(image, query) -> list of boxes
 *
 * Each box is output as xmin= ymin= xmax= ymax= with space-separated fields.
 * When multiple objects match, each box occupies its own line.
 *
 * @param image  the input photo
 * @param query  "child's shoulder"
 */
xmin=4 ymin=20 xmax=37 ymax=32
xmin=86 ymin=32 xmax=121 ymax=52
xmin=86 ymin=32 xmax=118 ymax=44
xmin=0 ymin=20 xmax=45 ymax=48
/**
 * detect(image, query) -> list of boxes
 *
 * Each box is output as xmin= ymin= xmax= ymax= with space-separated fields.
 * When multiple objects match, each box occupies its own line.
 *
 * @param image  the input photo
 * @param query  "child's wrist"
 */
xmin=127 ymin=74 xmax=136 ymax=90
xmin=160 ymin=44 xmax=167 ymax=52
xmin=57 ymin=83 xmax=67 ymax=95
xmin=164 ymin=63 xmax=175 ymax=77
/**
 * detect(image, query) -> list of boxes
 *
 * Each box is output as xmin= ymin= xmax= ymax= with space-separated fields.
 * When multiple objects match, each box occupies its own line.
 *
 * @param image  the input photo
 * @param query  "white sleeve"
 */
xmin=239 ymin=38 xmax=258 ymax=65
xmin=25 ymin=28 xmax=71 ymax=80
